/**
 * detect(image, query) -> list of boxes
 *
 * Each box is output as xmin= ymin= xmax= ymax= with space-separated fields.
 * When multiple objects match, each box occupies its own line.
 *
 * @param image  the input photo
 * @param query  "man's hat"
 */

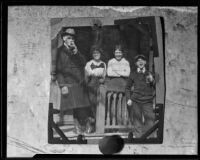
xmin=134 ymin=54 xmax=146 ymax=62
xmin=61 ymin=28 xmax=76 ymax=38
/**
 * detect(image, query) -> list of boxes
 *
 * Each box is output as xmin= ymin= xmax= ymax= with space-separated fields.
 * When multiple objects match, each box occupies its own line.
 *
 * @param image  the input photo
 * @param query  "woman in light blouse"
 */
xmin=107 ymin=45 xmax=130 ymax=78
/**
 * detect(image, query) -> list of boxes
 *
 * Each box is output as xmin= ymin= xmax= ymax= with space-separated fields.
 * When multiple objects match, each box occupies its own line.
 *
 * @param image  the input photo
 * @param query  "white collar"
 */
xmin=114 ymin=57 xmax=124 ymax=62
xmin=137 ymin=67 xmax=146 ymax=73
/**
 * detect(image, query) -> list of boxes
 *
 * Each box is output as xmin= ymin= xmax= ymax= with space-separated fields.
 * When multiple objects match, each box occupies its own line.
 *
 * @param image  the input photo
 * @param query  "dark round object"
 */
xmin=98 ymin=135 xmax=124 ymax=155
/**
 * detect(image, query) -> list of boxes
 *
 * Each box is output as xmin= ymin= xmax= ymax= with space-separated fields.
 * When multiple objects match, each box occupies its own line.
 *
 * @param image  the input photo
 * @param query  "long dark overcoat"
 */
xmin=56 ymin=45 xmax=90 ymax=110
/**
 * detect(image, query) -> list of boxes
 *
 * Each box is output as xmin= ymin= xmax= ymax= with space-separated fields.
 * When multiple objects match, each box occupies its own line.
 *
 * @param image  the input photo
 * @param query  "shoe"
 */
xmin=85 ymin=117 xmax=95 ymax=134
xmin=128 ymin=132 xmax=136 ymax=139
xmin=85 ymin=123 xmax=94 ymax=134
xmin=74 ymin=119 xmax=84 ymax=134
xmin=128 ymin=132 xmax=133 ymax=139
xmin=131 ymin=129 xmax=141 ymax=138
xmin=77 ymin=134 xmax=85 ymax=143
xmin=74 ymin=125 xmax=83 ymax=134
xmin=81 ymin=125 xmax=86 ymax=133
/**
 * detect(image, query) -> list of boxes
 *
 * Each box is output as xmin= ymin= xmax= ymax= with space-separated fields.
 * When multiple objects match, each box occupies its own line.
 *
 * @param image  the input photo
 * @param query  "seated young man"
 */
xmin=125 ymin=54 xmax=155 ymax=138
xmin=107 ymin=45 xmax=130 ymax=78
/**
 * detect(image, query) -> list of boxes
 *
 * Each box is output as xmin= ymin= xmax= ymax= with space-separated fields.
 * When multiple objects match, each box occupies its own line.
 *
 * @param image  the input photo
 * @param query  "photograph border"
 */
xmin=2 ymin=0 xmax=199 ymax=158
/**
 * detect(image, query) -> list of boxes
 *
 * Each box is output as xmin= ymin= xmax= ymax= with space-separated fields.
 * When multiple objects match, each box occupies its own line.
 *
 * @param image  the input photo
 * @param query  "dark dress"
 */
xmin=56 ymin=45 xmax=90 ymax=110
xmin=85 ymin=61 xmax=106 ymax=118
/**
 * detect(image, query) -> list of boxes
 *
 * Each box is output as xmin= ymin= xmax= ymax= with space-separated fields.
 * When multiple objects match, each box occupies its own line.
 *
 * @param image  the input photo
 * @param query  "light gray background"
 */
xmin=7 ymin=6 xmax=197 ymax=156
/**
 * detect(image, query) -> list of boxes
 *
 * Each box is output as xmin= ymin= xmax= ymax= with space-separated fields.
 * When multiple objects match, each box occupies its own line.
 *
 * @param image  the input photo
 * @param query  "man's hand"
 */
xmin=72 ymin=44 xmax=78 ymax=54
xmin=61 ymin=86 xmax=69 ymax=95
xmin=127 ymin=99 xmax=133 ymax=106
xmin=146 ymin=72 xmax=154 ymax=83
xmin=148 ymin=73 xmax=154 ymax=82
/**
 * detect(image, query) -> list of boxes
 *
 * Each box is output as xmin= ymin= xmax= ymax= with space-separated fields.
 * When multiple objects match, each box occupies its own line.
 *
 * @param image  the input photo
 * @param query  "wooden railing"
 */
xmin=96 ymin=78 xmax=134 ymax=133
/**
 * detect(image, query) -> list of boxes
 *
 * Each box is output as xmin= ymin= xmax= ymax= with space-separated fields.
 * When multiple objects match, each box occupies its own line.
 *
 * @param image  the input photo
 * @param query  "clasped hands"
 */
xmin=61 ymin=86 xmax=69 ymax=95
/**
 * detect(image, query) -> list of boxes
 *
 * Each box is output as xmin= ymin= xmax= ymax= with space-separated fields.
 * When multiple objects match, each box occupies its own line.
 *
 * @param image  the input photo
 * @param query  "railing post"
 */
xmin=96 ymin=85 xmax=106 ymax=133
xmin=121 ymin=96 xmax=125 ymax=125
xmin=124 ymin=97 xmax=129 ymax=125
xmin=106 ymin=92 xmax=112 ymax=126
xmin=122 ymin=96 xmax=128 ymax=125
xmin=111 ymin=93 xmax=117 ymax=126
xmin=117 ymin=93 xmax=123 ymax=125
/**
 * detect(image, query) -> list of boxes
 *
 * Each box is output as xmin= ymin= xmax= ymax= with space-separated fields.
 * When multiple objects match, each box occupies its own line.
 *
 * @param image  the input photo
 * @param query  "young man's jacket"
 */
xmin=55 ymin=44 xmax=90 ymax=109
xmin=125 ymin=69 xmax=155 ymax=104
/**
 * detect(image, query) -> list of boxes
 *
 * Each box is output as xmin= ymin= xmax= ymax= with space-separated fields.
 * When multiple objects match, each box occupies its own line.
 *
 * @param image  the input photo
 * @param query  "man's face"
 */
xmin=63 ymin=35 xmax=75 ymax=48
xmin=136 ymin=58 xmax=146 ymax=68
xmin=114 ymin=49 xmax=123 ymax=61
xmin=93 ymin=50 xmax=101 ymax=61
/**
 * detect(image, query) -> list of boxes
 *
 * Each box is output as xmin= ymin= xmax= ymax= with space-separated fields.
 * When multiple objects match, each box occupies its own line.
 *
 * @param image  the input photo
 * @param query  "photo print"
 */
xmin=48 ymin=16 xmax=165 ymax=144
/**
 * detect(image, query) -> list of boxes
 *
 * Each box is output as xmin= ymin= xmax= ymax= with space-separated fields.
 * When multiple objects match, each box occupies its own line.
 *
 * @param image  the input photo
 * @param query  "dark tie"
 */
xmin=91 ymin=63 xmax=105 ymax=70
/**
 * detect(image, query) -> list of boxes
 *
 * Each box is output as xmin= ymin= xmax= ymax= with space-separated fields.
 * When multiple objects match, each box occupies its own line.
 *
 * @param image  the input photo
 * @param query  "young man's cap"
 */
xmin=61 ymin=28 xmax=76 ymax=38
xmin=134 ymin=54 xmax=146 ymax=62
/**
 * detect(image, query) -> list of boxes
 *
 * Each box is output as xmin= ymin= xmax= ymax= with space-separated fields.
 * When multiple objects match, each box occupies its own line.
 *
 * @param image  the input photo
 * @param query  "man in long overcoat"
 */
xmin=52 ymin=28 xmax=91 ymax=134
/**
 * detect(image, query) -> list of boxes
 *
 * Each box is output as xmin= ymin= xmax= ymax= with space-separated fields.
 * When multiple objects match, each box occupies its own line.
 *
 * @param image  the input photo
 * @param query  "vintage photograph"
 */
xmin=48 ymin=16 xmax=165 ymax=144
xmin=6 ymin=6 xmax=197 ymax=156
